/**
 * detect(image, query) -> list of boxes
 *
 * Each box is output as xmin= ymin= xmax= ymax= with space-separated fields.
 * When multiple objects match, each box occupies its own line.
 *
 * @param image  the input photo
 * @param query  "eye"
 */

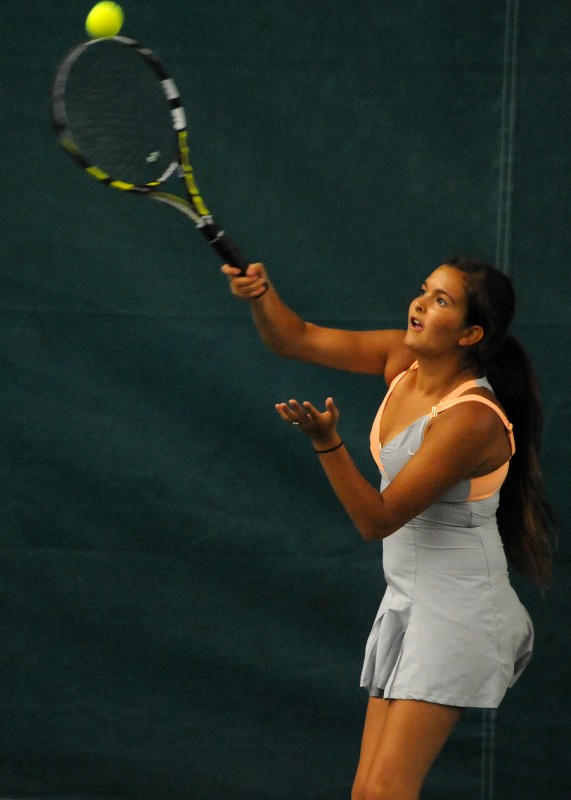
xmin=418 ymin=288 xmax=426 ymax=296
xmin=436 ymin=296 xmax=446 ymax=306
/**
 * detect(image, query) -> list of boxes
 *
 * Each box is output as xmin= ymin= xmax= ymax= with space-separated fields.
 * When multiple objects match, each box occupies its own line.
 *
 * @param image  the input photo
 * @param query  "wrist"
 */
xmin=313 ymin=438 xmax=344 ymax=455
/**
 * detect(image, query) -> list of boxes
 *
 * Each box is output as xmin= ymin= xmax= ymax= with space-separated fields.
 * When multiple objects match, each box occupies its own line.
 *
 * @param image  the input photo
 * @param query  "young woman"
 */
xmin=222 ymin=256 xmax=553 ymax=800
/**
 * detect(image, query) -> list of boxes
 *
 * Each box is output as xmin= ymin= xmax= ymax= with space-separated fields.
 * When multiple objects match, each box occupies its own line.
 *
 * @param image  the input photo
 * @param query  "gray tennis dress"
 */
xmin=361 ymin=366 xmax=534 ymax=708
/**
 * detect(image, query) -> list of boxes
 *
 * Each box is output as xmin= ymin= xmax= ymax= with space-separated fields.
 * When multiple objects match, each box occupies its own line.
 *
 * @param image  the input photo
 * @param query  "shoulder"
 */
xmin=423 ymin=387 xmax=513 ymax=475
xmin=427 ymin=389 xmax=508 ymax=445
xmin=457 ymin=385 xmax=509 ymax=424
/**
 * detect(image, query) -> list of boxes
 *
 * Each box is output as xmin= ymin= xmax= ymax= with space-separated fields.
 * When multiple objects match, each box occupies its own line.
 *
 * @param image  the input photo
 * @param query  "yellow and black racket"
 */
xmin=51 ymin=36 xmax=248 ymax=271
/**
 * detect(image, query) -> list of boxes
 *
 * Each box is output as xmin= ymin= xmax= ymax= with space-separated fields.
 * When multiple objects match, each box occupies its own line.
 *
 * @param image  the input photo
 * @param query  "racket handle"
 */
xmin=198 ymin=218 xmax=248 ymax=274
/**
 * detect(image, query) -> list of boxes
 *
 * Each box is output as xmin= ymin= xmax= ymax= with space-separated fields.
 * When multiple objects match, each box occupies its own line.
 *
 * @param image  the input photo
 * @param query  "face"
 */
xmin=404 ymin=265 xmax=480 ymax=355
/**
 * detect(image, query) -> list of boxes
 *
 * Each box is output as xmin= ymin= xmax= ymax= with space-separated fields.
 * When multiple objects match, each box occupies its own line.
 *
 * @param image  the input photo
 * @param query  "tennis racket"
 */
xmin=51 ymin=35 xmax=248 ymax=271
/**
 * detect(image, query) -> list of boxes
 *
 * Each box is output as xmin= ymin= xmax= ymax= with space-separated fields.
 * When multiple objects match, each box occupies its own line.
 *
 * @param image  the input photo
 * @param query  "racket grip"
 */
xmin=199 ymin=218 xmax=248 ymax=274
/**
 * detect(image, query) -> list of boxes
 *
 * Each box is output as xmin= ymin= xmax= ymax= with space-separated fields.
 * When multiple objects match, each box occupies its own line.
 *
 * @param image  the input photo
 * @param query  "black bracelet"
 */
xmin=314 ymin=440 xmax=344 ymax=454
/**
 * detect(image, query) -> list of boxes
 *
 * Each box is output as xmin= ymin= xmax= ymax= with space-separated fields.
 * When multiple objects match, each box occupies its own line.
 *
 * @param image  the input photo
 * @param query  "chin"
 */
xmin=403 ymin=331 xmax=421 ymax=351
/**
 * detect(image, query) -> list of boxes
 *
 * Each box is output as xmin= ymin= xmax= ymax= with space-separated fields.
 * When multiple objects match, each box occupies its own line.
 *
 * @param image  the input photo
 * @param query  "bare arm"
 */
xmin=222 ymin=262 xmax=414 ymax=379
xmin=276 ymin=397 xmax=510 ymax=540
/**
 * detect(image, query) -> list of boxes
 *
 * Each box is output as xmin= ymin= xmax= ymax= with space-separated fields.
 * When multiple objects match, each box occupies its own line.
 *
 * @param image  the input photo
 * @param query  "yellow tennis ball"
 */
xmin=85 ymin=2 xmax=124 ymax=38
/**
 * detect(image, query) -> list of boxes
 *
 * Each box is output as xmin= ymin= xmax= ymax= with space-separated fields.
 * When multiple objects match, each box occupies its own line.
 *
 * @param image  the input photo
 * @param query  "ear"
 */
xmin=458 ymin=325 xmax=484 ymax=348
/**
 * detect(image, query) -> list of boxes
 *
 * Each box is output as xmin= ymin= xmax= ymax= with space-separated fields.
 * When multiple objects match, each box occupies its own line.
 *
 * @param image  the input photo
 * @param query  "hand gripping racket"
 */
xmin=51 ymin=36 xmax=248 ymax=271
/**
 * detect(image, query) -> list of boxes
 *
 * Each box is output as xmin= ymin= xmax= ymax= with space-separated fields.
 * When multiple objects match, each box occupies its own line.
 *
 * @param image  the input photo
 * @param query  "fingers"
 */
xmin=275 ymin=399 xmax=311 ymax=426
xmin=275 ymin=398 xmax=338 ymax=435
xmin=221 ymin=262 xmax=269 ymax=299
xmin=324 ymin=396 xmax=340 ymax=422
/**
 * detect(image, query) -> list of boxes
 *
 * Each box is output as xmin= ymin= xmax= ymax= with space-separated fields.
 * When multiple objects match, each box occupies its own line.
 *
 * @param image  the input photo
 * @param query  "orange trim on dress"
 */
xmin=369 ymin=362 xmax=515 ymax=501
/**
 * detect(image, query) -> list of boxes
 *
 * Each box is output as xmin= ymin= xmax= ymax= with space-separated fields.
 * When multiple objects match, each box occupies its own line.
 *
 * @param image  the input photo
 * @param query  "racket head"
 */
xmin=51 ymin=36 xmax=248 ymax=271
xmin=51 ymin=36 xmax=184 ymax=191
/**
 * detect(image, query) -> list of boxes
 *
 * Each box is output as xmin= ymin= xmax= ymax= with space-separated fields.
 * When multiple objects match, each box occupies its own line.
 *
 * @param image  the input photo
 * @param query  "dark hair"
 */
xmin=447 ymin=256 xmax=554 ymax=589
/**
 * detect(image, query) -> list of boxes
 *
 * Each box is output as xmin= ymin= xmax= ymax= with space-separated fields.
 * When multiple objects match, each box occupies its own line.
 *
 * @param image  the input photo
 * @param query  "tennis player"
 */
xmin=222 ymin=256 xmax=552 ymax=800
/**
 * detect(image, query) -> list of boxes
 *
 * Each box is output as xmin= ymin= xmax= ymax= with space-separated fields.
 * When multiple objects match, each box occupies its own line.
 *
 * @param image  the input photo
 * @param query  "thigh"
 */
xmin=364 ymin=699 xmax=463 ymax=800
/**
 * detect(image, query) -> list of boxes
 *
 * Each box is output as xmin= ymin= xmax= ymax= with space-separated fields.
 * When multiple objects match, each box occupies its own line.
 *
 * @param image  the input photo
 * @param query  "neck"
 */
xmin=412 ymin=354 xmax=481 ymax=397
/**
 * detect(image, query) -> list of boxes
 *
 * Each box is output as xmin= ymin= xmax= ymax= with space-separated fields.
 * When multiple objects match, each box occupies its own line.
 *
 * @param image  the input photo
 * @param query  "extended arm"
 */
xmin=222 ymin=262 xmax=414 ymax=379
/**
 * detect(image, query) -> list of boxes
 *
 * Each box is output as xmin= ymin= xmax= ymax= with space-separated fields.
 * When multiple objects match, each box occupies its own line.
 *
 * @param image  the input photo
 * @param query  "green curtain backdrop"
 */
xmin=1 ymin=1 xmax=569 ymax=798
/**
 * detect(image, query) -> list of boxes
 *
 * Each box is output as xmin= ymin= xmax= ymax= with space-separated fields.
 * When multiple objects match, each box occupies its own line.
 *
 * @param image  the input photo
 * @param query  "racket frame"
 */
xmin=51 ymin=36 xmax=248 ymax=270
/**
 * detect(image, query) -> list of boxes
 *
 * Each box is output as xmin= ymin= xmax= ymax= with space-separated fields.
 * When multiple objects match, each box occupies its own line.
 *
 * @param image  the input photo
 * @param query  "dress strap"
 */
xmin=432 ymin=394 xmax=515 ymax=456
xmin=433 ymin=377 xmax=480 ymax=407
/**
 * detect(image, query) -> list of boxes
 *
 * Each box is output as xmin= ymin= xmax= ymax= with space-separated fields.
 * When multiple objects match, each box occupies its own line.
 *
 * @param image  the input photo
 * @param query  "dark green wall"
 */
xmin=2 ymin=2 xmax=569 ymax=798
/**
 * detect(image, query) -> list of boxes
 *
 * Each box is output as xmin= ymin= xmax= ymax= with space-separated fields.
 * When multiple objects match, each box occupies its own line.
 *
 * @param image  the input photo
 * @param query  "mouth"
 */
xmin=409 ymin=316 xmax=424 ymax=332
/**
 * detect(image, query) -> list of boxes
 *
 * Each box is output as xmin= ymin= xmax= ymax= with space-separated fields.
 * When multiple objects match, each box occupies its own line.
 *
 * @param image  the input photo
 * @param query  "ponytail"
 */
xmin=447 ymin=256 xmax=555 ymax=589
xmin=482 ymin=334 xmax=554 ymax=589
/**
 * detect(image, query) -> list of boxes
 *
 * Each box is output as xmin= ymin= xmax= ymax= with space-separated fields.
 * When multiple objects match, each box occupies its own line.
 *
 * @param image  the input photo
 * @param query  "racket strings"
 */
xmin=60 ymin=40 xmax=177 ymax=186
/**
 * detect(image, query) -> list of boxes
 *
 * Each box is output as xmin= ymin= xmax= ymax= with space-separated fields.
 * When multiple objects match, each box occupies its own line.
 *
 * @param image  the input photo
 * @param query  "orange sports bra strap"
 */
xmin=384 ymin=362 xmax=416 ymax=401
xmin=437 ymin=378 xmax=480 ymax=404
xmin=371 ymin=367 xmax=410 ymax=436
xmin=369 ymin=362 xmax=417 ymax=470
xmin=434 ymin=395 xmax=515 ymax=456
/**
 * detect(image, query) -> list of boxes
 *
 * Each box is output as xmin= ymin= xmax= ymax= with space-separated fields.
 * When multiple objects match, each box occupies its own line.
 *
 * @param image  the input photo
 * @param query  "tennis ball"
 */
xmin=85 ymin=2 xmax=124 ymax=38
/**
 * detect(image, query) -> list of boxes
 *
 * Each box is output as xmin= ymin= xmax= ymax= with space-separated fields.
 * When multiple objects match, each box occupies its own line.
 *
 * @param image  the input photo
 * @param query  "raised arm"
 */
xmin=222 ymin=262 xmax=414 ymax=379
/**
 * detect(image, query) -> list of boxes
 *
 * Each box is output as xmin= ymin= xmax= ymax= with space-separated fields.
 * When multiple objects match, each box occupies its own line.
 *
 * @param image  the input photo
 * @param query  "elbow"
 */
xmin=352 ymin=497 xmax=397 ymax=542
xmin=271 ymin=340 xmax=300 ymax=360
xmin=259 ymin=331 xmax=304 ymax=359
xmin=263 ymin=321 xmax=312 ymax=360
xmin=357 ymin=520 xmax=392 ymax=543
xmin=355 ymin=505 xmax=401 ymax=541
